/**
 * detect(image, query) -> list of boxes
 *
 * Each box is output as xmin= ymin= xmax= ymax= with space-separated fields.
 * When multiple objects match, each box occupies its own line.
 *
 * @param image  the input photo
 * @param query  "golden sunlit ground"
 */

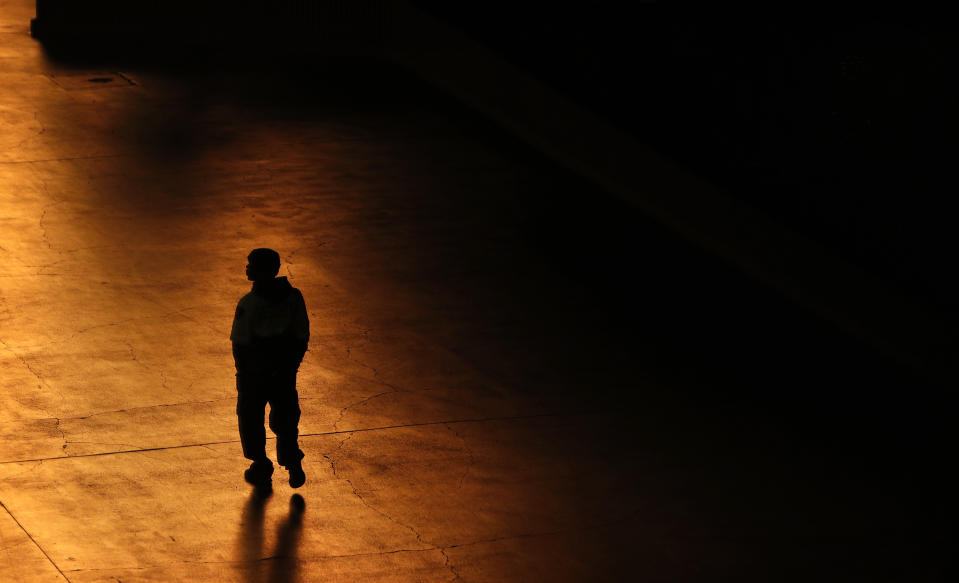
xmin=0 ymin=2 xmax=650 ymax=580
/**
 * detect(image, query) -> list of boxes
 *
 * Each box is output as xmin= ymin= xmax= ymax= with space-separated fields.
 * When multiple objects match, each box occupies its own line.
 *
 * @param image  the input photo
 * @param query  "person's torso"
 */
xmin=240 ymin=292 xmax=299 ymax=342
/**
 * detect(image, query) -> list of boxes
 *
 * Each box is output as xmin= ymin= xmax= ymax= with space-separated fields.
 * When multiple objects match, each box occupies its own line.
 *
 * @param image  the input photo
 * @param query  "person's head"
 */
xmin=246 ymin=248 xmax=281 ymax=282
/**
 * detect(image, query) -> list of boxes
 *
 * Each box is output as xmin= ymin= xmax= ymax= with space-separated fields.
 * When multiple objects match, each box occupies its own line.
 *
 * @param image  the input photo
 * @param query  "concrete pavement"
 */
xmin=0 ymin=2 xmax=642 ymax=580
xmin=0 ymin=1 xmax=951 ymax=581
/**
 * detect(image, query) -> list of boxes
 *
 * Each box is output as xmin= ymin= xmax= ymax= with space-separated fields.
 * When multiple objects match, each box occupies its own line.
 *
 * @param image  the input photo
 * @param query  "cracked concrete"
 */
xmin=320 ymin=434 xmax=437 ymax=562
xmin=0 ymin=1 xmax=950 ymax=581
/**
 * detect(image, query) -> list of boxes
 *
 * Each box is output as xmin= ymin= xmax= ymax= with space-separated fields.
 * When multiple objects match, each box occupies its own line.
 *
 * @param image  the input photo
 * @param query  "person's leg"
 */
xmin=237 ymin=372 xmax=274 ymax=483
xmin=268 ymin=371 xmax=305 ymax=487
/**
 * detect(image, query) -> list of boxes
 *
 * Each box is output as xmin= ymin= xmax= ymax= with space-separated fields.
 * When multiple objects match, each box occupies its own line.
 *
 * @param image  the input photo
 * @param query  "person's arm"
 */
xmin=291 ymin=290 xmax=310 ymax=369
xmin=230 ymin=298 xmax=253 ymax=372
xmin=233 ymin=342 xmax=254 ymax=372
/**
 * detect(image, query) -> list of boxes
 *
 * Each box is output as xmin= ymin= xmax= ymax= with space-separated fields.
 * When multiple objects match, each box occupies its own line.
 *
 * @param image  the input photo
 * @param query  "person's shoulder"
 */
xmin=286 ymin=287 xmax=307 ymax=310
xmin=236 ymin=291 xmax=257 ymax=306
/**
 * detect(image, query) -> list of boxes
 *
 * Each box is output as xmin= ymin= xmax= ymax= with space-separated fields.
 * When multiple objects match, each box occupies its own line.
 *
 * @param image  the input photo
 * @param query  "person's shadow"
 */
xmin=236 ymin=488 xmax=306 ymax=583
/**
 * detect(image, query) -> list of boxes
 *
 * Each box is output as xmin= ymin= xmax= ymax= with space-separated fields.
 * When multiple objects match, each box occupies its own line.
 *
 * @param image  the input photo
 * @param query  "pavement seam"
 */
xmin=0 ymin=411 xmax=572 ymax=465
xmin=0 ymin=499 xmax=71 ymax=582
xmin=10 ymin=396 xmax=230 ymax=425
xmin=0 ymin=154 xmax=127 ymax=165
xmin=57 ymin=517 xmax=644 ymax=574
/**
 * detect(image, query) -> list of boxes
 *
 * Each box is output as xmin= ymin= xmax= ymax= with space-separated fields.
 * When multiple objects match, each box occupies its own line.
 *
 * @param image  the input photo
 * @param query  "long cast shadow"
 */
xmin=236 ymin=488 xmax=270 ymax=583
xmin=268 ymin=494 xmax=306 ymax=583
xmin=235 ymin=488 xmax=306 ymax=583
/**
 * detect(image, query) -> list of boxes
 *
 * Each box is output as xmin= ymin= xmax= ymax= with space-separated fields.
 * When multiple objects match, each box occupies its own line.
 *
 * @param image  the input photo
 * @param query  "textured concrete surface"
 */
xmin=0 ymin=2 xmax=637 ymax=580
xmin=0 ymin=1 xmax=953 ymax=581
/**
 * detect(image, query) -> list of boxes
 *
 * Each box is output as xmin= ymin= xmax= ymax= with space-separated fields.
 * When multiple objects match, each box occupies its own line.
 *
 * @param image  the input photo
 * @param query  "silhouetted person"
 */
xmin=231 ymin=248 xmax=309 ymax=489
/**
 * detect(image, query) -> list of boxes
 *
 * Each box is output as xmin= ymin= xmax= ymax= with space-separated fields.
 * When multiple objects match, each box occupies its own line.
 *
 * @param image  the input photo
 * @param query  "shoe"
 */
xmin=287 ymin=461 xmax=306 ymax=489
xmin=244 ymin=459 xmax=274 ymax=486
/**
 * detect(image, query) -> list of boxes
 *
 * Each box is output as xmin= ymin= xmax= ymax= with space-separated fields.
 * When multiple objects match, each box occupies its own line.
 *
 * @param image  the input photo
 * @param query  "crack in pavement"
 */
xmin=125 ymin=340 xmax=171 ymax=391
xmin=439 ymin=547 xmax=462 ymax=582
xmin=9 ymin=111 xmax=47 ymax=153
xmin=324 ymin=470 xmax=436 ymax=555
xmin=0 ymin=337 xmax=46 ymax=387
xmin=34 ymin=397 xmax=233 ymax=423
xmin=56 ymin=530 xmax=524 ymax=571
xmin=38 ymin=200 xmax=62 ymax=251
xmin=61 ymin=440 xmax=145 ymax=451
xmin=33 ymin=258 xmax=66 ymax=276
xmin=5 ymin=396 xmax=231 ymax=459
xmin=0 ymin=335 xmax=65 ymax=417
xmin=50 ymin=306 xmax=198 ymax=347
xmin=321 ymin=432 xmax=462 ymax=581
xmin=54 ymin=514 xmax=646 ymax=575
xmin=0 ymin=412 xmax=569 ymax=465
xmin=321 ymin=432 xmax=354 ymax=477
xmin=60 ymin=547 xmax=443 ymax=573
xmin=53 ymin=417 xmax=67 ymax=452
xmin=0 ymin=153 xmax=126 ymax=165
xmin=336 ymin=326 xmax=413 ymax=430
xmin=447 ymin=424 xmax=475 ymax=490
xmin=284 ymin=247 xmax=302 ymax=282
xmin=0 ymin=500 xmax=71 ymax=582
xmin=140 ymin=294 xmax=226 ymax=337
xmin=332 ymin=387 xmax=401 ymax=431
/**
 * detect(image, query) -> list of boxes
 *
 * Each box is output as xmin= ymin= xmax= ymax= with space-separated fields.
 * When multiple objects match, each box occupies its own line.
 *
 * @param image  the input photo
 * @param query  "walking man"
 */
xmin=231 ymin=248 xmax=309 ymax=489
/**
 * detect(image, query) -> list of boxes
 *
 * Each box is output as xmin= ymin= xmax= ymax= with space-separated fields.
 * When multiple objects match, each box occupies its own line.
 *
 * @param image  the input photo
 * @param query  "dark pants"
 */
xmin=236 ymin=370 xmax=304 ymax=468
